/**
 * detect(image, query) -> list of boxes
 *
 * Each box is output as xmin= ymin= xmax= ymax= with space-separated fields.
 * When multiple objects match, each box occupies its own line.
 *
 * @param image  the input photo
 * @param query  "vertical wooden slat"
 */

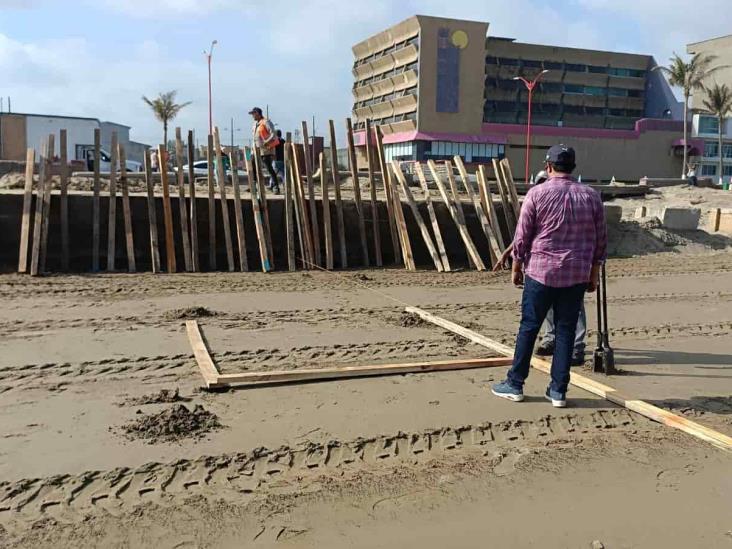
xmin=29 ymin=140 xmax=48 ymax=276
xmin=386 ymin=163 xmax=414 ymax=270
xmin=284 ymin=132 xmax=296 ymax=271
xmin=500 ymin=157 xmax=522 ymax=220
xmin=59 ymin=130 xmax=69 ymax=271
xmin=38 ymin=133 xmax=55 ymax=274
xmin=159 ymin=144 xmax=176 ymax=273
xmin=106 ymin=131 xmax=118 ymax=271
xmin=374 ymin=125 xmax=402 ymax=265
xmin=346 ymin=117 xmax=369 ymax=266
xmin=118 ymin=143 xmax=136 ymax=272
xmin=213 ymin=128 xmax=235 ymax=271
xmin=320 ymin=152 xmax=334 ymax=269
xmin=206 ymin=134 xmax=216 ymax=270
xmin=18 ymin=148 xmax=35 ymax=273
xmin=144 ymin=150 xmax=161 ymax=273
xmin=92 ymin=128 xmax=101 ymax=272
xmin=414 ymin=162 xmax=450 ymax=271
xmin=291 ymin=143 xmax=313 ymax=268
xmin=175 ymin=128 xmax=193 ymax=272
xmin=253 ymin=147 xmax=274 ymax=267
xmin=364 ymin=120 xmax=382 ymax=266
xmin=301 ymin=121 xmax=321 ymax=266
xmin=187 ymin=131 xmax=200 ymax=272
xmin=328 ymin=120 xmax=347 ymax=268
xmin=245 ymin=153 xmax=271 ymax=271
xmin=492 ymin=158 xmax=516 ymax=239
xmin=229 ymin=148 xmax=249 ymax=272
xmin=477 ymin=165 xmax=506 ymax=252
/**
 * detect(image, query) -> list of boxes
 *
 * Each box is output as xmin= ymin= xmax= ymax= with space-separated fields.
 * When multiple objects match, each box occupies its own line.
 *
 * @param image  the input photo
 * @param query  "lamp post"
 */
xmin=223 ymin=117 xmax=242 ymax=149
xmin=204 ymin=40 xmax=218 ymax=136
xmin=514 ymin=69 xmax=549 ymax=183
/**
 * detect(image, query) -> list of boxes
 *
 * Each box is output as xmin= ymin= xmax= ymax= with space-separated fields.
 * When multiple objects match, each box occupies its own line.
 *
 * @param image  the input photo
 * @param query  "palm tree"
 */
xmin=702 ymin=83 xmax=732 ymax=183
xmin=142 ymin=91 xmax=192 ymax=149
xmin=654 ymin=52 xmax=720 ymax=178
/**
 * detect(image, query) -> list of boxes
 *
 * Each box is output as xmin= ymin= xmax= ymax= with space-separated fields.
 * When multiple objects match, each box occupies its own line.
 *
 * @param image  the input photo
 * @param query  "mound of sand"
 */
xmin=163 ymin=306 xmax=217 ymax=320
xmin=608 ymin=218 xmax=732 ymax=257
xmin=119 ymin=388 xmax=188 ymax=407
xmin=121 ymin=404 xmax=221 ymax=443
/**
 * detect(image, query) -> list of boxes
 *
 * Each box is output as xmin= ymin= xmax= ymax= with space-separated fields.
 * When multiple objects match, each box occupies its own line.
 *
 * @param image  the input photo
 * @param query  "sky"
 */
xmin=1 ymin=0 xmax=730 ymax=148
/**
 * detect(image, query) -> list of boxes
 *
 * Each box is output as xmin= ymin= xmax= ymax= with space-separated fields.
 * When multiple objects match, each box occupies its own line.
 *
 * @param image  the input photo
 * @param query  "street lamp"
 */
xmin=223 ymin=117 xmax=242 ymax=149
xmin=204 ymin=40 xmax=218 ymax=136
xmin=514 ymin=69 xmax=549 ymax=183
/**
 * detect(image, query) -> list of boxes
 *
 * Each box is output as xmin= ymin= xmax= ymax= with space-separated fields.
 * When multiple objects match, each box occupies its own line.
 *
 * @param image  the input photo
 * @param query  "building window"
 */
xmin=498 ymin=57 xmax=519 ymax=66
xmin=486 ymin=56 xmax=498 ymax=64
xmin=699 ymin=115 xmax=720 ymax=134
xmin=585 ymin=86 xmax=606 ymax=96
xmin=607 ymin=88 xmax=627 ymax=97
xmin=588 ymin=65 xmax=608 ymax=74
xmin=723 ymin=144 xmax=732 ymax=158
xmin=564 ymin=84 xmax=584 ymax=94
xmin=544 ymin=61 xmax=562 ymax=70
xmin=701 ymin=164 xmax=717 ymax=176
xmin=724 ymin=165 xmax=732 ymax=177
xmin=426 ymin=141 xmax=503 ymax=162
xmin=565 ymin=63 xmax=587 ymax=72
xmin=704 ymin=141 xmax=719 ymax=158
xmin=384 ymin=142 xmax=415 ymax=161
xmin=522 ymin=59 xmax=542 ymax=68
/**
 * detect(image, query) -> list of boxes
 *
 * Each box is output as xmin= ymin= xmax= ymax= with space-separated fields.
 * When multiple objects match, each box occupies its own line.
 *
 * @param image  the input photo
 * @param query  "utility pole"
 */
xmin=204 ymin=40 xmax=218 ymax=136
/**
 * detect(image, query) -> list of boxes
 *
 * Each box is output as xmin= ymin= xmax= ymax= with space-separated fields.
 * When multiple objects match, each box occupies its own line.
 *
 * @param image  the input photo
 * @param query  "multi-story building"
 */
xmin=351 ymin=15 xmax=685 ymax=181
xmin=687 ymin=34 xmax=732 ymax=184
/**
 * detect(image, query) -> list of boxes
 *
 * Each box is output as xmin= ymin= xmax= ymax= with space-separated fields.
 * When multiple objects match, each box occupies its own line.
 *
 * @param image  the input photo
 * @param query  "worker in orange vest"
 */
xmin=249 ymin=107 xmax=281 ymax=194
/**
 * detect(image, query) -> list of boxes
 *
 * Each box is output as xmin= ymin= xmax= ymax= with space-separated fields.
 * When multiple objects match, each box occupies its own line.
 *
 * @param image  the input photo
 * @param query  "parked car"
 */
xmin=79 ymin=146 xmax=143 ymax=172
xmin=177 ymin=160 xmax=247 ymax=178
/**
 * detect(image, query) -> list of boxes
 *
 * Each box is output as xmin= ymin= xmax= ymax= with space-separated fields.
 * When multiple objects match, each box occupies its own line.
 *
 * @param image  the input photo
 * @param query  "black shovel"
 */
xmin=592 ymin=263 xmax=616 ymax=374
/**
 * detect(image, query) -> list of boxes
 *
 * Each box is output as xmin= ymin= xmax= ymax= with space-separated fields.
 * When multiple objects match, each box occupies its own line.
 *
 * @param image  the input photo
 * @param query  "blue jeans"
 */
xmin=541 ymin=303 xmax=587 ymax=353
xmin=507 ymin=276 xmax=588 ymax=394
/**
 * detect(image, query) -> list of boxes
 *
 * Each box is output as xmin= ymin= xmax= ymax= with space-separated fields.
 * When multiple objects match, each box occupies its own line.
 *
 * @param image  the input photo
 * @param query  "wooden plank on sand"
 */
xmin=374 ymin=125 xmax=402 ymax=265
xmin=364 ymin=119 xmax=382 ymax=266
xmin=301 ymin=121 xmax=321 ymax=266
xmin=92 ymin=128 xmax=101 ymax=272
xmin=229 ymin=148 xmax=249 ymax=272
xmin=59 ymin=129 xmax=69 ymax=271
xmin=291 ymin=143 xmax=313 ymax=268
xmin=329 ymin=120 xmax=348 ymax=268
xmin=245 ymin=153 xmax=271 ymax=272
xmin=38 ymin=133 xmax=55 ymax=274
xmin=346 ymin=117 xmax=369 ymax=266
xmin=106 ymin=131 xmax=118 ymax=271
xmin=175 ymin=128 xmax=193 ymax=272
xmin=144 ymin=149 xmax=161 ymax=273
xmin=477 ymin=165 xmax=506 ymax=252
xmin=414 ymin=162 xmax=450 ymax=271
xmin=29 ymin=140 xmax=48 ymax=276
xmin=187 ymin=131 xmax=200 ymax=271
xmin=213 ymin=128 xmax=235 ymax=272
xmin=18 ymin=148 xmax=35 ymax=273
xmin=320 ymin=152 xmax=334 ymax=270
xmin=284 ymin=132 xmax=296 ymax=271
xmin=118 ymin=143 xmax=136 ymax=272
xmin=206 ymin=134 xmax=217 ymax=270
xmin=185 ymin=320 xmax=222 ymax=388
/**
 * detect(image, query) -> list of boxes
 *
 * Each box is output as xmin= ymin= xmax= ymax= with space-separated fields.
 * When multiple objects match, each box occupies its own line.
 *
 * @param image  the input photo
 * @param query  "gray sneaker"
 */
xmin=491 ymin=380 xmax=524 ymax=402
xmin=545 ymin=387 xmax=566 ymax=408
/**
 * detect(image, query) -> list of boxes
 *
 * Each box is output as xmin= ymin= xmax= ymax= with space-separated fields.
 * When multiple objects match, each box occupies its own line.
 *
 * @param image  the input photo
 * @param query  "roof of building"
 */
xmin=687 ymin=33 xmax=732 ymax=50
xmin=0 ymin=111 xmax=101 ymax=123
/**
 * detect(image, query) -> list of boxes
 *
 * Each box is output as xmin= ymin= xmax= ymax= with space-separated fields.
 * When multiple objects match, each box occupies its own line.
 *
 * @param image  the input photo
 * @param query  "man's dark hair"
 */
xmin=276 ymin=129 xmax=282 ymax=138
xmin=547 ymin=161 xmax=576 ymax=174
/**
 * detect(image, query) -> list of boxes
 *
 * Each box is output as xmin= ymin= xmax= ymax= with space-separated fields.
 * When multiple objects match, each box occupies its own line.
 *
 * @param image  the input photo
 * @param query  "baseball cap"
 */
xmin=545 ymin=144 xmax=575 ymax=167
xmin=248 ymin=107 xmax=263 ymax=115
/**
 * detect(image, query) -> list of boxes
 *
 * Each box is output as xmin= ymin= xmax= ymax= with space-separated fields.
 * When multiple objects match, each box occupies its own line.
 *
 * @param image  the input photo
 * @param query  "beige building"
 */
xmin=351 ymin=15 xmax=685 ymax=181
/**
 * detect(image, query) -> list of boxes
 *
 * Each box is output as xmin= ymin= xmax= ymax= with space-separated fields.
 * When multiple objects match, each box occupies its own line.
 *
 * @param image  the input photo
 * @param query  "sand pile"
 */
xmin=121 ymin=404 xmax=221 ymax=443
xmin=398 ymin=311 xmax=426 ymax=328
xmin=163 ymin=306 xmax=217 ymax=320
xmin=120 ymin=388 xmax=188 ymax=407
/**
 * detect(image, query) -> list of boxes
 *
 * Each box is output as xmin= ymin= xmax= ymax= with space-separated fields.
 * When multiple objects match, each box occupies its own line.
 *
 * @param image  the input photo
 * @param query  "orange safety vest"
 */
xmin=257 ymin=120 xmax=280 ymax=151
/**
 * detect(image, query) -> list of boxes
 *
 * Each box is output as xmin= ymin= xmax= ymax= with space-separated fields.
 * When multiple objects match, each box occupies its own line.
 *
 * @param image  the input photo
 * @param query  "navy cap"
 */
xmin=248 ymin=107 xmax=263 ymax=115
xmin=545 ymin=144 xmax=575 ymax=166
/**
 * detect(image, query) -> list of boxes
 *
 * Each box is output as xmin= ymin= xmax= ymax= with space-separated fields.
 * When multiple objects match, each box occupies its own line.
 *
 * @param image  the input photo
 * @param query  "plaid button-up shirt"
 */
xmin=512 ymin=175 xmax=607 ymax=288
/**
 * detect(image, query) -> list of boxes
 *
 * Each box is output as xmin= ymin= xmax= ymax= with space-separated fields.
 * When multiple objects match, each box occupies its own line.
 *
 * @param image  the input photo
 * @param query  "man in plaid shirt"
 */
xmin=492 ymin=145 xmax=607 ymax=408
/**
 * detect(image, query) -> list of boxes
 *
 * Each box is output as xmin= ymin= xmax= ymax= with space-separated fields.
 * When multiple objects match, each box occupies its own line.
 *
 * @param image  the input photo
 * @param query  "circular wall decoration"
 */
xmin=451 ymin=30 xmax=469 ymax=49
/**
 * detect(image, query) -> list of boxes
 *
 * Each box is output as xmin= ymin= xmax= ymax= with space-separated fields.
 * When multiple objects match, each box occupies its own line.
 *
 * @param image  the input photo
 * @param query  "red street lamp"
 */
xmin=514 ymin=69 xmax=549 ymax=183
xmin=204 ymin=40 xmax=218 ymax=136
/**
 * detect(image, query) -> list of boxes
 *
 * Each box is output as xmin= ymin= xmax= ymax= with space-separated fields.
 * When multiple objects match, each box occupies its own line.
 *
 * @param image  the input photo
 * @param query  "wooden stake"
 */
xmin=414 ymin=162 xmax=450 ymax=271
xmin=477 ymin=165 xmax=506 ymax=251
xmin=253 ymin=147 xmax=274 ymax=267
xmin=500 ymin=157 xmax=522 ymax=220
xmin=391 ymin=161 xmax=442 ymax=271
xmin=492 ymin=158 xmax=516 ymax=239
xmin=118 ymin=143 xmax=136 ymax=272
xmin=364 ymin=120 xmax=382 ymax=266
xmin=346 ymin=117 xmax=369 ymax=266
xmin=59 ymin=130 xmax=69 ymax=271
xmin=406 ymin=306 xmax=732 ymax=453
xmin=374 ymin=125 xmax=402 ymax=265
xmin=106 ymin=131 xmax=118 ymax=271
xmin=206 ymin=134 xmax=216 ymax=270
xmin=187 ymin=130 xmax=200 ymax=271
xmin=229 ymin=148 xmax=249 ymax=272
xmin=175 ymin=128 xmax=193 ymax=272
xmin=387 ymin=163 xmax=415 ymax=270
xmin=245 ymin=153 xmax=271 ymax=271
xmin=329 ymin=120 xmax=348 ymax=267
xmin=284 ymin=132 xmax=296 ymax=271
xmin=213 ymin=128 xmax=235 ymax=272
xmin=18 ymin=148 xmax=35 ymax=273
xmin=38 ymin=133 xmax=54 ymax=274
xmin=454 ymin=156 xmax=501 ymax=264
xmin=29 ymin=140 xmax=48 ymax=276
xmin=427 ymin=160 xmax=485 ymax=271
xmin=301 ymin=121 xmax=321 ymax=266
xmin=320 ymin=152 xmax=334 ymax=269
xmin=143 ymin=149 xmax=161 ymax=273
xmin=159 ymin=144 xmax=176 ymax=273
xmin=92 ymin=128 xmax=101 ymax=272
xmin=291 ymin=143 xmax=314 ymax=268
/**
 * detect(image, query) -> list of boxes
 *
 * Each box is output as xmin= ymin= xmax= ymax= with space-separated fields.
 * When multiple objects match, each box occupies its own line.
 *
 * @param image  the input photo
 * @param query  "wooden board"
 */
xmin=477 ymin=165 xmax=506 ymax=251
xmin=29 ymin=140 xmax=48 ymax=277
xmin=216 ymin=357 xmax=513 ymax=387
xmin=38 ymin=133 xmax=55 ymax=274
xmin=387 ymin=163 xmax=415 ymax=270
xmin=284 ymin=132 xmax=296 ymax=271
xmin=427 ymin=160 xmax=485 ymax=271
xmin=492 ymin=158 xmax=516 ymax=239
xmin=213 ymin=129 xmax=235 ymax=272
xmin=253 ymin=147 xmax=274 ymax=266
xmin=185 ymin=320 xmax=222 ymax=388
xmin=229 ymin=148 xmax=249 ymax=272
xmin=374 ymin=125 xmax=402 ymax=265
xmin=291 ymin=143 xmax=313 ymax=268
xmin=301 ymin=121 xmax=321 ymax=267
xmin=364 ymin=120 xmax=382 ymax=266
xmin=159 ymin=144 xmax=177 ymax=273
xmin=405 ymin=306 xmax=732 ymax=452
xmin=92 ymin=128 xmax=101 ymax=272
xmin=500 ymin=157 xmax=521 ymax=220
xmin=206 ymin=134 xmax=217 ymax=270
xmin=187 ymin=131 xmax=200 ymax=272
xmin=17 ymin=148 xmax=35 ymax=273
xmin=320 ymin=152 xmax=334 ymax=270
xmin=59 ymin=129 xmax=69 ymax=271
xmin=414 ymin=162 xmax=450 ymax=271
xmin=174 ymin=128 xmax=193 ymax=272
xmin=346 ymin=117 xmax=369 ymax=266
xmin=106 ymin=131 xmax=118 ymax=272
xmin=143 ymin=149 xmax=161 ymax=273
xmin=329 ymin=120 xmax=348 ymax=268
xmin=118 ymin=143 xmax=136 ymax=273
xmin=245 ymin=154 xmax=272 ymax=272
xmin=454 ymin=156 xmax=501 ymax=264
xmin=391 ymin=160 xmax=443 ymax=271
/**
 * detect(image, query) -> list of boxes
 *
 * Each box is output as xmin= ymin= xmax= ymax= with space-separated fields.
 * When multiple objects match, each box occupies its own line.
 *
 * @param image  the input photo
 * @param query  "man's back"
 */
xmin=513 ymin=175 xmax=606 ymax=288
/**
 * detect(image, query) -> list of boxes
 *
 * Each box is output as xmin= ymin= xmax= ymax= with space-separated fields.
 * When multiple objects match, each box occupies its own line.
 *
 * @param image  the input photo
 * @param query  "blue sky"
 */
xmin=1 ymin=0 xmax=729 ymax=147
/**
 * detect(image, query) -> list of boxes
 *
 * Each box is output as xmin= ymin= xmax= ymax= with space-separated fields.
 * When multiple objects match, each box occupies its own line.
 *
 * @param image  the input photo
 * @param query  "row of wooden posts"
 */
xmin=16 ymin=118 xmax=522 ymax=275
